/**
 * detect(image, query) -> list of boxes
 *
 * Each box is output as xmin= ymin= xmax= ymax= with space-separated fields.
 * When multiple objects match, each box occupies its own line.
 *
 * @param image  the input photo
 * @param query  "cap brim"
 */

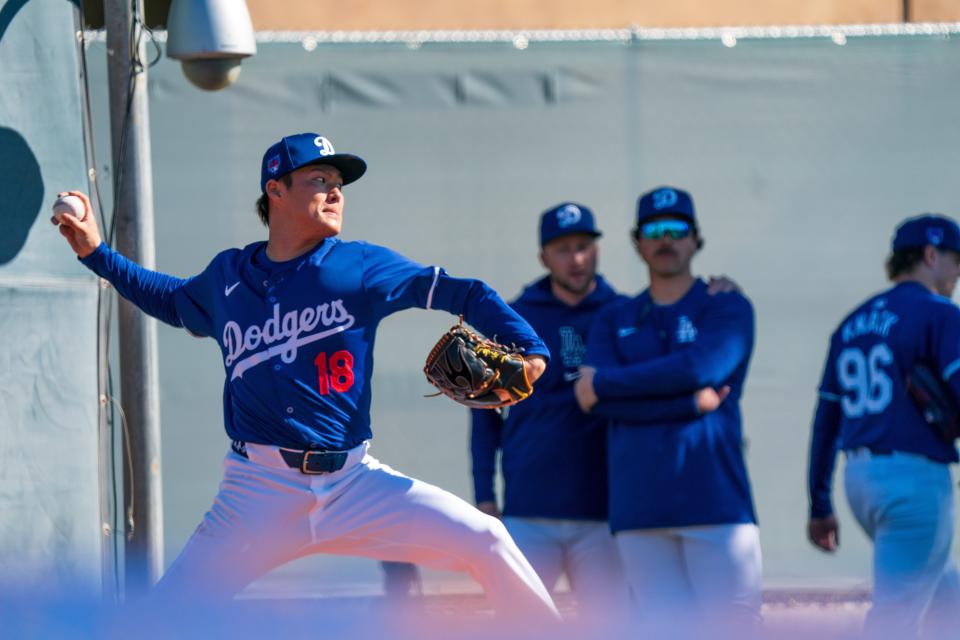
xmin=637 ymin=212 xmax=697 ymax=227
xmin=304 ymin=154 xmax=367 ymax=185
xmin=541 ymin=229 xmax=602 ymax=247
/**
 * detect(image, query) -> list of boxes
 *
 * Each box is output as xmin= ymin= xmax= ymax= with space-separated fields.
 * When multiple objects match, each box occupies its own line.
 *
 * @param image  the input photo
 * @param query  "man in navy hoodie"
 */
xmin=575 ymin=187 xmax=761 ymax=628
xmin=471 ymin=202 xmax=729 ymax=618
xmin=471 ymin=203 xmax=625 ymax=616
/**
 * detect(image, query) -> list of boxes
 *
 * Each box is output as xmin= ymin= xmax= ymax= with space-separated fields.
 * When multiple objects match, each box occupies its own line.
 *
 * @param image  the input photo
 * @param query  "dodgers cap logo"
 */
xmin=556 ymin=204 xmax=582 ymax=228
xmin=652 ymin=188 xmax=679 ymax=211
xmin=539 ymin=202 xmax=601 ymax=247
xmin=314 ymin=136 xmax=335 ymax=156
xmin=260 ymin=132 xmax=367 ymax=193
xmin=927 ymin=227 xmax=945 ymax=246
xmin=636 ymin=185 xmax=697 ymax=229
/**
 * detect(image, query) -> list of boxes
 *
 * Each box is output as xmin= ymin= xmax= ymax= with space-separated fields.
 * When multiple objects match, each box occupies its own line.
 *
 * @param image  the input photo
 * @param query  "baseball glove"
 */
xmin=906 ymin=362 xmax=960 ymax=442
xmin=423 ymin=319 xmax=533 ymax=409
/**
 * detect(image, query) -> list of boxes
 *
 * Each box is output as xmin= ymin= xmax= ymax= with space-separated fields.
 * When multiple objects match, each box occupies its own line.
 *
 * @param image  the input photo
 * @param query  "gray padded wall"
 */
xmin=0 ymin=0 xmax=103 ymax=593
xmin=82 ymin=32 xmax=960 ymax=591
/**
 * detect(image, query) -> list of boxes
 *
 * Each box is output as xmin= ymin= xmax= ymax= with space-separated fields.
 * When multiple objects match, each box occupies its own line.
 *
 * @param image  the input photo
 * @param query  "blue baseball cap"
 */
xmin=892 ymin=214 xmax=960 ymax=253
xmin=260 ymin=133 xmax=366 ymax=193
xmin=636 ymin=186 xmax=697 ymax=229
xmin=539 ymin=202 xmax=602 ymax=247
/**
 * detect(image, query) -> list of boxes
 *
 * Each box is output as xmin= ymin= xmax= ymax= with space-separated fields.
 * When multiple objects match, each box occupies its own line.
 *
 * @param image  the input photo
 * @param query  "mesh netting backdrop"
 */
xmin=79 ymin=31 xmax=960 ymax=591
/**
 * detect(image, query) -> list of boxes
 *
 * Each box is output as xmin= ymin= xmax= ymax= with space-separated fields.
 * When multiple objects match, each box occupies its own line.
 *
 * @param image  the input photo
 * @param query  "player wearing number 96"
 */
xmin=55 ymin=133 xmax=559 ymax=622
xmin=807 ymin=214 xmax=960 ymax=638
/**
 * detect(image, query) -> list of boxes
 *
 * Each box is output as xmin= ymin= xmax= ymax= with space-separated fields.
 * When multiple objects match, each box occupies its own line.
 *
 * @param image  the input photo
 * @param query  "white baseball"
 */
xmin=52 ymin=195 xmax=86 ymax=222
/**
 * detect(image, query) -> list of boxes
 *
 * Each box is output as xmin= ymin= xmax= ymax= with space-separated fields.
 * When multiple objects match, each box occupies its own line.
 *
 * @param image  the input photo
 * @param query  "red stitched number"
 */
xmin=314 ymin=350 xmax=355 ymax=395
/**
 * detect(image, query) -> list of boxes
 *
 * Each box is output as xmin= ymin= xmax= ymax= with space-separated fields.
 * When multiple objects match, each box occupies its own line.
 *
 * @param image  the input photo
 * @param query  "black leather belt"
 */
xmin=231 ymin=440 xmax=349 ymax=474
xmin=280 ymin=448 xmax=349 ymax=474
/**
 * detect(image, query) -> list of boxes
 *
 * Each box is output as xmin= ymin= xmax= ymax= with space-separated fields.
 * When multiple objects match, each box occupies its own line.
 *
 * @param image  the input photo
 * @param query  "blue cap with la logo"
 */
xmin=539 ymin=202 xmax=602 ymax=247
xmin=636 ymin=186 xmax=697 ymax=229
xmin=260 ymin=133 xmax=367 ymax=193
xmin=892 ymin=214 xmax=960 ymax=253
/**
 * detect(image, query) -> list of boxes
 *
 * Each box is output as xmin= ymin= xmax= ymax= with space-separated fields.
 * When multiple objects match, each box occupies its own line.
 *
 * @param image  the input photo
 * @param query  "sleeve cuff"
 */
xmin=809 ymin=503 xmax=834 ymax=519
xmin=78 ymin=241 xmax=109 ymax=267
xmin=525 ymin=346 xmax=550 ymax=362
xmin=474 ymin=485 xmax=496 ymax=504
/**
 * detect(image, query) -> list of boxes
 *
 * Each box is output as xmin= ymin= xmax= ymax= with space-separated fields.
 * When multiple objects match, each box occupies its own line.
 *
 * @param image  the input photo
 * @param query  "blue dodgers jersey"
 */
xmin=470 ymin=275 xmax=626 ymax=520
xmin=808 ymin=282 xmax=960 ymax=517
xmin=586 ymin=279 xmax=758 ymax=532
xmin=82 ymin=239 xmax=548 ymax=451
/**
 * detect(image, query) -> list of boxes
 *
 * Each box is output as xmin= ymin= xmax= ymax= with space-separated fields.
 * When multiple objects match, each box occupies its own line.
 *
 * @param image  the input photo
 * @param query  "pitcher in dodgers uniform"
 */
xmin=574 ymin=187 xmax=762 ymax=626
xmin=807 ymin=215 xmax=960 ymax=638
xmin=53 ymin=132 xmax=559 ymax=620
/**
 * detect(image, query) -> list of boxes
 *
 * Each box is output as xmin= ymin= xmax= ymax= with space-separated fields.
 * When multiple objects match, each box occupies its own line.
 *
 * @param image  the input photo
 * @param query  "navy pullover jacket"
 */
xmin=587 ymin=279 xmax=758 ymax=532
xmin=470 ymin=275 xmax=624 ymax=519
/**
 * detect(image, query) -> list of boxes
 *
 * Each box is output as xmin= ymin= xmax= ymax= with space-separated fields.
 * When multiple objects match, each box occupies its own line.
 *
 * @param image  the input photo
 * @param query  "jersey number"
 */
xmin=314 ymin=350 xmax=355 ymax=395
xmin=837 ymin=344 xmax=894 ymax=418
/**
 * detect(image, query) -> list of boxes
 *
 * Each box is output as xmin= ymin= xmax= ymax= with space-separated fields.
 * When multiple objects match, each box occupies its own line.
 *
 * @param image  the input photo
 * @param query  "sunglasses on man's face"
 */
xmin=638 ymin=219 xmax=692 ymax=240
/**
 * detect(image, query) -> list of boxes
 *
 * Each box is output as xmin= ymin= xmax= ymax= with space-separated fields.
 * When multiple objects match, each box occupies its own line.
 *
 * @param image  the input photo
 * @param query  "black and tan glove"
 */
xmin=424 ymin=319 xmax=534 ymax=409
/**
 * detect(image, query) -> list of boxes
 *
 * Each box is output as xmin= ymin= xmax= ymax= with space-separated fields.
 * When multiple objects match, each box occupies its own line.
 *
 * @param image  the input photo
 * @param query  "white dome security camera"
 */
xmin=166 ymin=0 xmax=256 ymax=91
xmin=180 ymin=58 xmax=242 ymax=92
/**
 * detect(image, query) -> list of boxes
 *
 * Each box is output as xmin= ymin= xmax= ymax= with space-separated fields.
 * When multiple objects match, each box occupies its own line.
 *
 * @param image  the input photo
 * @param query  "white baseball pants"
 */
xmin=615 ymin=523 xmax=762 ymax=628
xmin=503 ymin=516 xmax=628 ymax=617
xmin=152 ymin=443 xmax=559 ymax=621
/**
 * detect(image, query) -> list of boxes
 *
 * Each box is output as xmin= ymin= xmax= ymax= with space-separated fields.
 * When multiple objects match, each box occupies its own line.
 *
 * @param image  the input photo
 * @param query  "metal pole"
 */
xmin=104 ymin=0 xmax=164 ymax=596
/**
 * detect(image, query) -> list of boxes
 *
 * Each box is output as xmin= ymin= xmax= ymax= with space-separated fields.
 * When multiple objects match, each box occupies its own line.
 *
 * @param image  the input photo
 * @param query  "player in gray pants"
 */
xmin=808 ymin=214 xmax=960 ymax=638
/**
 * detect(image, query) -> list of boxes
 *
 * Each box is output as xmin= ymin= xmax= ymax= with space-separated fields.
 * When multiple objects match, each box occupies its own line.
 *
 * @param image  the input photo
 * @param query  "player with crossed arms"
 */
xmin=471 ymin=202 xmax=736 ymax=620
xmin=575 ymin=186 xmax=761 ymax=628
xmin=53 ymin=132 xmax=558 ymax=621
xmin=807 ymin=214 xmax=960 ymax=638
